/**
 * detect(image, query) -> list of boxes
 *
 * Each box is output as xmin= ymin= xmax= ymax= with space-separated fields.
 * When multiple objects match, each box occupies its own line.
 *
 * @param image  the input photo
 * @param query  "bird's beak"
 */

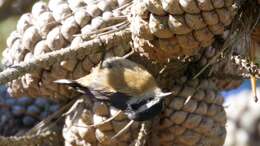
xmin=53 ymin=79 xmax=80 ymax=89
xmin=53 ymin=79 xmax=75 ymax=84
xmin=156 ymin=92 xmax=173 ymax=99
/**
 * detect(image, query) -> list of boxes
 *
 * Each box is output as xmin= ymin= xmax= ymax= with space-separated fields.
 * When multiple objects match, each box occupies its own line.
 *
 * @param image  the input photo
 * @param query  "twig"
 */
xmin=0 ymin=131 xmax=62 ymax=146
xmin=134 ymin=121 xmax=151 ymax=146
xmin=0 ymin=29 xmax=131 ymax=84
xmin=111 ymin=120 xmax=135 ymax=140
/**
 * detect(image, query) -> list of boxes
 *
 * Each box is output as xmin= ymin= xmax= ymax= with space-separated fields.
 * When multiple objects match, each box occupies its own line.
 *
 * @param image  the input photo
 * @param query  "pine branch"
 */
xmin=0 ymin=29 xmax=131 ymax=84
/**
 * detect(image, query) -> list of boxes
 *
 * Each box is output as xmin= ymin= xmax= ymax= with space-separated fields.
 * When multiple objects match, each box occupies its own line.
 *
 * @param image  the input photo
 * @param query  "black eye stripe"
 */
xmin=127 ymin=97 xmax=156 ymax=110
xmin=125 ymin=100 xmax=163 ymax=121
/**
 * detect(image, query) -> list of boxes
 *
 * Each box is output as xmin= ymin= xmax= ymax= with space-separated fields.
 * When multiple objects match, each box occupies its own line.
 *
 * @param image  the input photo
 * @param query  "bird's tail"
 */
xmin=54 ymin=79 xmax=118 ymax=101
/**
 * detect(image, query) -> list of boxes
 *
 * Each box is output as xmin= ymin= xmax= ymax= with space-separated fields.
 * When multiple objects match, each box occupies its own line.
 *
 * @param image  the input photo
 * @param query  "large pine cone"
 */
xmin=191 ymin=46 xmax=243 ymax=90
xmin=2 ymin=0 xmax=131 ymax=101
xmin=63 ymin=77 xmax=226 ymax=146
xmin=131 ymin=0 xmax=236 ymax=62
xmin=211 ymin=59 xmax=243 ymax=90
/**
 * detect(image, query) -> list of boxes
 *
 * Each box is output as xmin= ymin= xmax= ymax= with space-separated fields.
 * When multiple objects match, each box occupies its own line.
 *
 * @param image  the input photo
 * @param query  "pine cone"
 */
xmin=211 ymin=61 xmax=243 ymax=90
xmin=2 ymin=0 xmax=131 ymax=101
xmin=193 ymin=46 xmax=243 ymax=90
xmin=63 ymin=77 xmax=226 ymax=146
xmin=130 ymin=0 xmax=236 ymax=62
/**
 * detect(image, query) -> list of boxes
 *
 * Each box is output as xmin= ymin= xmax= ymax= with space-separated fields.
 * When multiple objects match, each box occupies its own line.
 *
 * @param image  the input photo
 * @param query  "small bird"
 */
xmin=55 ymin=57 xmax=171 ymax=121
xmin=54 ymin=56 xmax=171 ymax=139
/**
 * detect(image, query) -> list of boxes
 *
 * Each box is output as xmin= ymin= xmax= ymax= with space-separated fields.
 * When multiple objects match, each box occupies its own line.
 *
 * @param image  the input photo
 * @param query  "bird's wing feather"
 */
xmin=54 ymin=79 xmax=132 ymax=110
xmin=91 ymin=89 xmax=131 ymax=110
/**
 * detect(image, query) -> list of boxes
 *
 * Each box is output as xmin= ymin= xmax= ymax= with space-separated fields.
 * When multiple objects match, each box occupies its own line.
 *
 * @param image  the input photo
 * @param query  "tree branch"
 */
xmin=0 ymin=29 xmax=131 ymax=84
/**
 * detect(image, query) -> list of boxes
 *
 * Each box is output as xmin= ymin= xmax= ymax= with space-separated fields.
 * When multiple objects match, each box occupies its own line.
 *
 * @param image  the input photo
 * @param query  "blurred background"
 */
xmin=223 ymin=81 xmax=260 ymax=146
xmin=0 ymin=1 xmax=259 ymax=146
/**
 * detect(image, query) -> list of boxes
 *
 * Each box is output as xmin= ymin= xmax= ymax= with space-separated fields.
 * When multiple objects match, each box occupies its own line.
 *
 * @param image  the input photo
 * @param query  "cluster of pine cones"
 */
xmin=0 ymin=0 xmax=259 ymax=146
xmin=0 ymin=85 xmax=59 ymax=136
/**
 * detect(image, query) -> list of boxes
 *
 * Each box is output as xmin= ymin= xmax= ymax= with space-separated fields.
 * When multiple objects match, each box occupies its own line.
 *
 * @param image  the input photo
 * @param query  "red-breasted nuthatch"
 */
xmin=54 ymin=56 xmax=172 ymax=139
xmin=55 ymin=57 xmax=171 ymax=121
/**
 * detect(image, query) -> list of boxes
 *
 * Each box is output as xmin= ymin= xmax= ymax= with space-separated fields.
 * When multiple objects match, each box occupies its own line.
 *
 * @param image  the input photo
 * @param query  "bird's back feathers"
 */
xmin=76 ymin=57 xmax=159 ymax=97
